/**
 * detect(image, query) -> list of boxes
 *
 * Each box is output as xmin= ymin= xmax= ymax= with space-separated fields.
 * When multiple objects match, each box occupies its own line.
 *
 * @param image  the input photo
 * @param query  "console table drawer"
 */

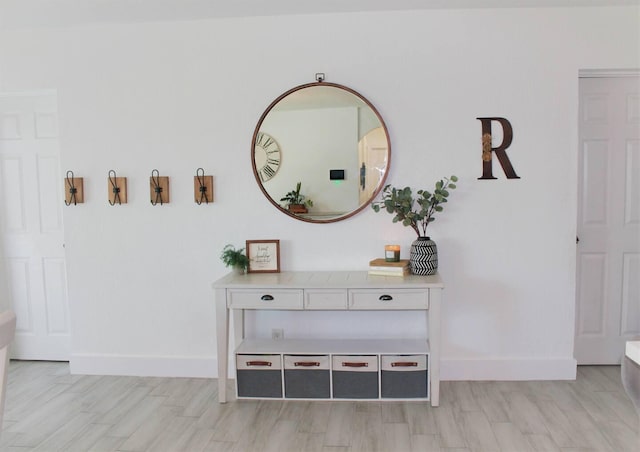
xmin=228 ymin=289 xmax=304 ymax=309
xmin=304 ymin=289 xmax=348 ymax=309
xmin=348 ymin=289 xmax=429 ymax=310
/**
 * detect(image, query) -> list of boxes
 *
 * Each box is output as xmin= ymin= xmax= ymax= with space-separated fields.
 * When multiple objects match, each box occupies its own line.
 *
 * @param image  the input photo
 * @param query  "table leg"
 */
xmin=215 ymin=288 xmax=229 ymax=403
xmin=429 ymin=288 xmax=442 ymax=407
xmin=233 ymin=309 xmax=245 ymax=351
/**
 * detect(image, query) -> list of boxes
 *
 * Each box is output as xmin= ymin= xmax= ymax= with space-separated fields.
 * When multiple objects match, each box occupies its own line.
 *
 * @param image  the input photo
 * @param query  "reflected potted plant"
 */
xmin=220 ymin=244 xmax=250 ymax=274
xmin=371 ymin=175 xmax=458 ymax=275
xmin=280 ymin=181 xmax=313 ymax=214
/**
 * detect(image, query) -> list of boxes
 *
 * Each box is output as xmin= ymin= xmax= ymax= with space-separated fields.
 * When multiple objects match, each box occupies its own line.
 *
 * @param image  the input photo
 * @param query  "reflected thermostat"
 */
xmin=330 ymin=169 xmax=345 ymax=180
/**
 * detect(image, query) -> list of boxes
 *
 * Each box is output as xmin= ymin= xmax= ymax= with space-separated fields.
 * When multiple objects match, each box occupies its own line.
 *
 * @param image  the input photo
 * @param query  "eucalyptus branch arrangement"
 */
xmin=371 ymin=175 xmax=458 ymax=237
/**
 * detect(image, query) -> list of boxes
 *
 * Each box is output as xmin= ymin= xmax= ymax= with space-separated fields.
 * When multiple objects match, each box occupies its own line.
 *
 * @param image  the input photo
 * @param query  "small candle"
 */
xmin=385 ymin=245 xmax=401 ymax=262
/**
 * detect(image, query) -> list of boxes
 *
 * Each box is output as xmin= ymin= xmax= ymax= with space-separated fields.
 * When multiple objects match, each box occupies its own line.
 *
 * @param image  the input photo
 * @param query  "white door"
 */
xmin=358 ymin=127 xmax=389 ymax=205
xmin=575 ymin=74 xmax=640 ymax=364
xmin=0 ymin=91 xmax=70 ymax=360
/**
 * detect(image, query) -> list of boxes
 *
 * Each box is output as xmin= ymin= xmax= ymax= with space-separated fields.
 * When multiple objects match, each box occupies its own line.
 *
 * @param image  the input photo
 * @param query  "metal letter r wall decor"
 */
xmin=477 ymin=117 xmax=520 ymax=180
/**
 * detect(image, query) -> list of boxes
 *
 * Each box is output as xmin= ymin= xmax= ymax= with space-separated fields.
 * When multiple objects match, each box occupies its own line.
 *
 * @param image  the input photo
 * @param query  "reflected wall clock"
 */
xmin=254 ymin=132 xmax=281 ymax=182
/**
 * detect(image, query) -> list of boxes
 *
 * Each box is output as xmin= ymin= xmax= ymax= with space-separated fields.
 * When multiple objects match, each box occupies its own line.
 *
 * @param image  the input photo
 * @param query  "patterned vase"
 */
xmin=410 ymin=237 xmax=438 ymax=275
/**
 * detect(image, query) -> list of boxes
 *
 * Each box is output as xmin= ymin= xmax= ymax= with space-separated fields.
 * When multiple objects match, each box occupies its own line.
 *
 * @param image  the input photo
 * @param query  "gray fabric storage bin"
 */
xmin=284 ymin=355 xmax=330 ymax=399
xmin=236 ymin=354 xmax=282 ymax=398
xmin=380 ymin=354 xmax=429 ymax=399
xmin=332 ymin=355 xmax=379 ymax=399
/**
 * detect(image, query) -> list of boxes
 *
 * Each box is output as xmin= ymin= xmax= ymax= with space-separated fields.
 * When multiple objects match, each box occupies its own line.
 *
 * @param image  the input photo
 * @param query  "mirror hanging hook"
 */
xmin=65 ymin=170 xmax=78 ymax=206
xmin=315 ymin=72 xmax=325 ymax=83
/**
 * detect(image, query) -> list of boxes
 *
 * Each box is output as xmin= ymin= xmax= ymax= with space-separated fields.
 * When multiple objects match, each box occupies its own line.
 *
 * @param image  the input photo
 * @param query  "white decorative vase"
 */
xmin=409 ymin=237 xmax=438 ymax=275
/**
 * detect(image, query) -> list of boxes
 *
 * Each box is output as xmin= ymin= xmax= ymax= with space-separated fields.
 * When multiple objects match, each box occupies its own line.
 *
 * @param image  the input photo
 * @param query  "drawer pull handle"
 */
xmin=342 ymin=362 xmax=369 ymax=368
xmin=379 ymin=295 xmax=393 ymax=301
xmin=260 ymin=295 xmax=274 ymax=301
xmin=391 ymin=361 xmax=418 ymax=367
xmin=294 ymin=361 xmax=320 ymax=367
xmin=246 ymin=361 xmax=272 ymax=367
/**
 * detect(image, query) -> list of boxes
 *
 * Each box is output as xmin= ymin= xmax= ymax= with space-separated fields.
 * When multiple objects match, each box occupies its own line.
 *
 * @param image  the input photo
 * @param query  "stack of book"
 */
xmin=368 ymin=258 xmax=410 ymax=276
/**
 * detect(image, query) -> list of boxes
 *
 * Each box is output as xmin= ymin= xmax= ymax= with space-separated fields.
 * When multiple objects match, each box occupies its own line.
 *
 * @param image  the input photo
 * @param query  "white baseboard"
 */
xmin=70 ymin=353 xmax=219 ymax=378
xmin=441 ymin=357 xmax=577 ymax=381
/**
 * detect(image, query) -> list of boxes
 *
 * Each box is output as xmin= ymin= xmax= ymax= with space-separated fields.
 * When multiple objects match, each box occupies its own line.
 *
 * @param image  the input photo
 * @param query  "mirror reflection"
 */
xmin=252 ymin=82 xmax=390 ymax=223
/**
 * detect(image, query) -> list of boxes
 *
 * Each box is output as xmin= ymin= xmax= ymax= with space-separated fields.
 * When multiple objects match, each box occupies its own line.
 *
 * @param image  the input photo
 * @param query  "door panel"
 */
xmin=576 ymin=75 xmax=640 ymax=364
xmin=625 ymin=142 xmax=640 ymax=224
xmin=7 ymin=258 xmax=32 ymax=333
xmin=1 ymin=157 xmax=26 ymax=232
xmin=621 ymin=253 xmax=640 ymax=336
xmin=577 ymin=253 xmax=606 ymax=336
xmin=582 ymin=140 xmax=608 ymax=224
xmin=42 ymin=257 xmax=69 ymax=335
xmin=38 ymin=155 xmax=63 ymax=232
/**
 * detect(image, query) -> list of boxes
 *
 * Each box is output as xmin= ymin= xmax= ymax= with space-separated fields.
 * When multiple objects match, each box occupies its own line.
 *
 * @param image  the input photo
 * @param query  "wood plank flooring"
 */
xmin=0 ymin=361 xmax=638 ymax=451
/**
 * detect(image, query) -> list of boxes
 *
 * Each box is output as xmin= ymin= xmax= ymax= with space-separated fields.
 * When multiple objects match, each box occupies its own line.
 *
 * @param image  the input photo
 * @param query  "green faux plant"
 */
xmin=220 ymin=244 xmax=250 ymax=272
xmin=371 ymin=175 xmax=458 ymax=237
xmin=280 ymin=181 xmax=313 ymax=210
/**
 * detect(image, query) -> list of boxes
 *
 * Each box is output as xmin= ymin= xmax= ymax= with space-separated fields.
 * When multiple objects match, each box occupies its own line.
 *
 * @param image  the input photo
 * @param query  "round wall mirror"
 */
xmin=251 ymin=81 xmax=391 ymax=223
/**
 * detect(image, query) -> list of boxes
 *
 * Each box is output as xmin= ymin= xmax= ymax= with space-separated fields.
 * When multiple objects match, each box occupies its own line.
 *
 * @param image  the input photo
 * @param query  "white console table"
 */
xmin=213 ymin=270 xmax=444 ymax=406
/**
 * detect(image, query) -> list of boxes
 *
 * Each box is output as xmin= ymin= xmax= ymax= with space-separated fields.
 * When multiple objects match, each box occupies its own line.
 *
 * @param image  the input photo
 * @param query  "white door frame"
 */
xmin=575 ymin=68 xmax=640 ymax=364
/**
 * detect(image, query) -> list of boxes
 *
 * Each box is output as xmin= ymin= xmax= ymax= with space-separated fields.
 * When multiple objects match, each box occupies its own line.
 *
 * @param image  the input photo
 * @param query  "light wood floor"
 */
xmin=0 ymin=361 xmax=638 ymax=452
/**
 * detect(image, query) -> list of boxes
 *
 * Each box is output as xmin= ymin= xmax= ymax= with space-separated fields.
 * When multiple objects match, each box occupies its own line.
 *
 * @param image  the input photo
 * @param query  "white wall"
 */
xmin=0 ymin=6 xmax=638 ymax=379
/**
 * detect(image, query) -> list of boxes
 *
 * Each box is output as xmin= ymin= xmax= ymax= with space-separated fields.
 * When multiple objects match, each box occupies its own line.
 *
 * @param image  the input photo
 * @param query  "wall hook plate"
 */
xmin=108 ymin=170 xmax=127 ymax=205
xmin=64 ymin=170 xmax=84 ymax=205
xmin=150 ymin=169 xmax=169 ymax=205
xmin=194 ymin=168 xmax=213 ymax=204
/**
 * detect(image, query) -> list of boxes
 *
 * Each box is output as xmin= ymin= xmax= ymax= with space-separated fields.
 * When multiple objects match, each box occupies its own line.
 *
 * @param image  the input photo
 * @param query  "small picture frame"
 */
xmin=246 ymin=239 xmax=280 ymax=273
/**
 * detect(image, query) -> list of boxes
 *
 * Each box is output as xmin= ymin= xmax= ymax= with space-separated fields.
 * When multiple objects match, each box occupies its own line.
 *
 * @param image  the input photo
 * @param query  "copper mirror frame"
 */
xmin=251 ymin=81 xmax=391 ymax=223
